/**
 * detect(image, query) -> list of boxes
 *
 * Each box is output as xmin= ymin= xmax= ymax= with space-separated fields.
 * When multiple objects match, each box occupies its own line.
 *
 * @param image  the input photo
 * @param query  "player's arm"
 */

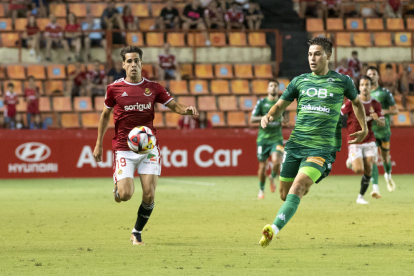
xmin=371 ymin=102 xmax=385 ymax=127
xmin=261 ymin=99 xmax=291 ymax=129
xmin=166 ymin=99 xmax=199 ymax=116
xmin=93 ymin=107 xmax=112 ymax=162
xmin=349 ymin=97 xmax=368 ymax=144
xmin=382 ymin=104 xmax=398 ymax=115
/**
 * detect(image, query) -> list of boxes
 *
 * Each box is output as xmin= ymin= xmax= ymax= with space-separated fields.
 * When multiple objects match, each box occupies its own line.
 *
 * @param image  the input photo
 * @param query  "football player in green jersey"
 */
xmin=366 ymin=66 xmax=399 ymax=193
xmin=250 ymin=79 xmax=286 ymax=199
xmin=258 ymin=37 xmax=368 ymax=248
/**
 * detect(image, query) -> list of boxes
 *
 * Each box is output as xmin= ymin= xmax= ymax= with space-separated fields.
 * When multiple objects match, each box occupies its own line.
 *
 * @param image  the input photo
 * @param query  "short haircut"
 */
xmin=7 ymin=83 xmax=14 ymax=88
xmin=366 ymin=66 xmax=379 ymax=75
xmin=385 ymin=64 xmax=393 ymax=69
xmin=352 ymin=50 xmax=358 ymax=55
xmin=308 ymin=37 xmax=333 ymax=54
xmin=120 ymin=46 xmax=143 ymax=61
xmin=360 ymin=75 xmax=373 ymax=85
xmin=28 ymin=75 xmax=35 ymax=80
xmin=268 ymin=79 xmax=279 ymax=86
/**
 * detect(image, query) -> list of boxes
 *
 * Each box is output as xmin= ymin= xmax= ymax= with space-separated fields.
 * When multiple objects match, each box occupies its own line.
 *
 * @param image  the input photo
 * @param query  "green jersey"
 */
xmin=281 ymin=70 xmax=358 ymax=152
xmin=370 ymin=86 xmax=396 ymax=138
xmin=252 ymin=98 xmax=283 ymax=143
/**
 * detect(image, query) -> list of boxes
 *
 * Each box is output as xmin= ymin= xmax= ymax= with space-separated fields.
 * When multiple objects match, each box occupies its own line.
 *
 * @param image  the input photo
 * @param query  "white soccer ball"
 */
xmin=127 ymin=126 xmax=156 ymax=154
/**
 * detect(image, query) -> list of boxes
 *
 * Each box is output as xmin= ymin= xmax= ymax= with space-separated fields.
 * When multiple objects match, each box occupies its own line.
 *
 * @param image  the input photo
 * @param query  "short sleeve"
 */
xmin=340 ymin=100 xmax=352 ymax=116
xmin=155 ymin=83 xmax=173 ymax=105
xmin=183 ymin=5 xmax=190 ymax=17
xmin=344 ymin=75 xmax=358 ymax=101
xmin=251 ymin=100 xmax=262 ymax=116
xmin=386 ymin=90 xmax=396 ymax=106
xmin=280 ymin=77 xmax=298 ymax=102
xmin=104 ymin=85 xmax=115 ymax=109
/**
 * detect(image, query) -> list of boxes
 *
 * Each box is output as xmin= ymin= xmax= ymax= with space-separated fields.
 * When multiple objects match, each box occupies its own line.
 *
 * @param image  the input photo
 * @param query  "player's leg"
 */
xmin=269 ymin=143 xmax=284 ymax=193
xmin=115 ymin=178 xmax=135 ymax=202
xmin=379 ymin=138 xmax=395 ymax=191
xmin=113 ymin=151 xmax=138 ymax=202
xmin=257 ymin=160 xmax=266 ymax=199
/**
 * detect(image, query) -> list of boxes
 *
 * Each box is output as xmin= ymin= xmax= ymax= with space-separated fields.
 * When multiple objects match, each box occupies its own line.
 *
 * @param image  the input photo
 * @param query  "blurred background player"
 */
xmin=3 ymin=83 xmax=19 ymax=130
xmin=157 ymin=43 xmax=181 ymax=81
xmin=341 ymin=76 xmax=385 ymax=204
xmin=24 ymin=75 xmax=40 ymax=126
xmin=250 ymin=79 xmax=285 ymax=199
xmin=93 ymin=46 xmax=198 ymax=246
xmin=367 ymin=66 xmax=399 ymax=192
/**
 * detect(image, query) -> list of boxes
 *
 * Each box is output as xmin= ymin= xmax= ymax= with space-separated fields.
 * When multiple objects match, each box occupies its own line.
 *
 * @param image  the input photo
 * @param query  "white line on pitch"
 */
xmin=160 ymin=179 xmax=215 ymax=186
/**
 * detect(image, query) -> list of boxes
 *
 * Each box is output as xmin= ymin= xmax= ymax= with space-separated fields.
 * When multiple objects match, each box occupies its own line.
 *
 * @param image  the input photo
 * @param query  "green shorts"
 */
xmin=279 ymin=145 xmax=336 ymax=184
xmin=256 ymin=141 xmax=284 ymax=162
xmin=375 ymin=136 xmax=390 ymax=151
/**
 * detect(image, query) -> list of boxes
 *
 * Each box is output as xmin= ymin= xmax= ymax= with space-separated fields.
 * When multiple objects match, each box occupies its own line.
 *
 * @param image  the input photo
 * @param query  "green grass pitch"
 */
xmin=1 ymin=175 xmax=413 ymax=275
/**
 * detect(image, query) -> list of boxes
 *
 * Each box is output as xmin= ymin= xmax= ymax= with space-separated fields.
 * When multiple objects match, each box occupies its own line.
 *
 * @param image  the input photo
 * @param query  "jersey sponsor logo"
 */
xmin=301 ymin=104 xmax=330 ymax=114
xmin=144 ymin=88 xmax=152 ymax=96
xmin=118 ymin=169 xmax=123 ymax=175
xmin=370 ymin=106 xmax=374 ymax=113
xmin=122 ymin=92 xmax=128 ymax=97
xmin=306 ymin=156 xmax=325 ymax=167
xmin=147 ymin=153 xmax=157 ymax=162
xmin=124 ymin=102 xmax=152 ymax=111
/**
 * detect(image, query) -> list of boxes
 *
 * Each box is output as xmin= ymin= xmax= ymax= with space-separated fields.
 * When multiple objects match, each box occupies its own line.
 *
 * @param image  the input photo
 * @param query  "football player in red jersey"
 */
xmin=341 ymin=76 xmax=385 ymax=204
xmin=93 ymin=46 xmax=198 ymax=245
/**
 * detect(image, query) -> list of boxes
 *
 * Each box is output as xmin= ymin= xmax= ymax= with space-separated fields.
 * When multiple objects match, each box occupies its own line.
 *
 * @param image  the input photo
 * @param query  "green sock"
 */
xmin=273 ymin=194 xmax=301 ymax=231
xmin=271 ymin=171 xmax=277 ymax=179
xmin=259 ymin=181 xmax=265 ymax=191
xmin=383 ymin=162 xmax=392 ymax=174
xmin=371 ymin=164 xmax=379 ymax=184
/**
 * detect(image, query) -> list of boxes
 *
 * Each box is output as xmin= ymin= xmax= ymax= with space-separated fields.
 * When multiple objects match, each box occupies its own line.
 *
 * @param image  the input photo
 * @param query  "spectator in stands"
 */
xmin=24 ymin=75 xmax=40 ymax=126
xmin=357 ymin=62 xmax=369 ymax=84
xmin=30 ymin=114 xmax=47 ymax=130
xmin=298 ymin=0 xmax=322 ymax=18
xmin=400 ymin=62 xmax=414 ymax=94
xmin=9 ymin=0 xmax=30 ymax=29
xmin=225 ymin=2 xmax=245 ymax=29
xmin=122 ymin=5 xmax=138 ymax=31
xmin=44 ymin=13 xmax=68 ymax=62
xmin=22 ymin=14 xmax=41 ymax=61
xmin=204 ymin=0 xmax=225 ymax=29
xmin=182 ymin=0 xmax=211 ymax=46
xmin=244 ymin=1 xmax=263 ymax=30
xmin=360 ymin=2 xmax=381 ymax=17
xmin=384 ymin=0 xmax=402 ymax=18
xmin=3 ymin=83 xmax=19 ymax=130
xmin=403 ymin=0 xmax=414 ymax=18
xmin=336 ymin=58 xmax=356 ymax=83
xmin=157 ymin=0 xmax=180 ymax=30
xmin=381 ymin=64 xmax=399 ymax=95
xmin=14 ymin=113 xmax=26 ymax=129
xmin=321 ymin=0 xmax=343 ymax=18
xmin=82 ymin=14 xmax=107 ymax=62
xmin=178 ymin=112 xmax=212 ymax=129
xmin=348 ymin=50 xmax=362 ymax=78
xmin=107 ymin=60 xmax=126 ymax=83
xmin=65 ymin=13 xmax=82 ymax=62
xmin=29 ymin=0 xmax=46 ymax=18
xmin=157 ymin=43 xmax=181 ymax=81
xmin=87 ymin=60 xmax=107 ymax=105
xmin=101 ymin=0 xmax=125 ymax=31
xmin=69 ymin=62 xmax=88 ymax=98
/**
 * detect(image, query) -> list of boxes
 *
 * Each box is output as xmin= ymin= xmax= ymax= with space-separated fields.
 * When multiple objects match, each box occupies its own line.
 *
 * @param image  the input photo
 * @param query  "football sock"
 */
xmin=259 ymin=181 xmax=265 ymax=191
xmin=134 ymin=201 xmax=154 ymax=234
xmin=373 ymin=184 xmax=379 ymax=191
xmin=371 ymin=164 xmax=379 ymax=184
xmin=272 ymin=194 xmax=300 ymax=231
xmin=360 ymin=174 xmax=371 ymax=196
xmin=271 ymin=171 xmax=277 ymax=179
xmin=383 ymin=162 xmax=392 ymax=175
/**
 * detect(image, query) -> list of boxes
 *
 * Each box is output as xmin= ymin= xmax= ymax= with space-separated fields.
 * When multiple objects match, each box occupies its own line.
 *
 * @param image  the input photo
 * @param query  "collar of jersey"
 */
xmin=311 ymin=70 xmax=331 ymax=78
xmin=123 ymin=78 xmax=145 ymax=85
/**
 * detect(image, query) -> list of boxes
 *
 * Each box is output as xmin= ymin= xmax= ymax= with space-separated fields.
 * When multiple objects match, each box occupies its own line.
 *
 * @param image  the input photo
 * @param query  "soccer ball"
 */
xmin=127 ymin=126 xmax=156 ymax=154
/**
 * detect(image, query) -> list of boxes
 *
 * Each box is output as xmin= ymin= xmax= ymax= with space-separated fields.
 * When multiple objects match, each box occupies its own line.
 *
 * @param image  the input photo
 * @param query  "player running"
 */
xmin=250 ymin=79 xmax=286 ymax=199
xmin=366 ymin=66 xmax=399 ymax=192
xmin=258 ymin=37 xmax=368 ymax=248
xmin=93 ymin=46 xmax=198 ymax=245
xmin=341 ymin=76 xmax=385 ymax=204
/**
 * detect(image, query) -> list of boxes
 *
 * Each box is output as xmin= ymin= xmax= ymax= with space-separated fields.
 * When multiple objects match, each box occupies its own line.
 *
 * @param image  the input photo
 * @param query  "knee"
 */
xmin=117 ymin=188 xmax=133 ymax=201
xmin=279 ymin=192 xmax=287 ymax=201
xmin=142 ymin=193 xmax=154 ymax=204
xmin=353 ymin=168 xmax=364 ymax=174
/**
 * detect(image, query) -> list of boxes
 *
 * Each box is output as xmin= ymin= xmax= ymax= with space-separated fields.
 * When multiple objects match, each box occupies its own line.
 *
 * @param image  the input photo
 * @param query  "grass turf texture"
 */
xmin=0 ymin=175 xmax=413 ymax=275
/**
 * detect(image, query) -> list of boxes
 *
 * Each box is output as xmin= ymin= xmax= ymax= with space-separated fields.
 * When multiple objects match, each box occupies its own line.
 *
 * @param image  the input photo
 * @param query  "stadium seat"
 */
xmin=16 ymin=100 xmax=27 ymax=112
xmin=167 ymin=33 xmax=186 ymax=47
xmin=278 ymin=78 xmax=290 ymax=92
xmin=386 ymin=18 xmax=404 ymax=30
xmin=146 ymin=32 xmax=164 ymax=46
xmin=139 ymin=19 xmax=155 ymax=32
xmin=197 ymin=96 xmax=217 ymax=111
xmin=230 ymin=80 xmax=250 ymax=94
xmin=36 ymin=18 xmax=49 ymax=30
xmin=74 ymin=97 xmax=93 ymax=112
xmin=41 ymin=112 xmax=60 ymax=128
xmin=47 ymin=64 xmax=66 ymax=79
xmin=1 ymin=33 xmax=19 ymax=47
xmin=142 ymin=64 xmax=154 ymax=79
xmin=50 ymin=3 xmax=67 ymax=17
xmin=14 ymin=18 xmax=27 ymax=31
xmin=24 ymin=80 xmax=44 ymax=95
xmin=94 ymin=96 xmax=105 ymax=110
xmin=176 ymin=96 xmax=196 ymax=107
xmin=27 ymin=65 xmax=46 ymax=80
xmin=239 ymin=96 xmax=257 ymax=111
xmin=379 ymin=63 xmax=397 ymax=76
xmin=169 ymin=80 xmax=189 ymax=95
xmin=0 ymin=18 xmax=12 ymax=31
xmin=229 ymin=32 xmax=247 ymax=46
xmin=7 ymin=65 xmax=25 ymax=80
xmin=336 ymin=32 xmax=351 ymax=46
xmin=131 ymin=3 xmax=149 ymax=17
xmin=208 ymin=111 xmax=225 ymax=127
xmin=346 ymin=18 xmax=363 ymax=30
xmin=90 ymin=4 xmax=106 ymax=17
xmin=151 ymin=3 xmax=165 ymax=17
xmin=52 ymin=97 xmax=72 ymax=112
xmin=227 ymin=111 xmax=246 ymax=127
xmin=211 ymin=80 xmax=230 ymax=94
xmin=67 ymin=64 xmax=86 ymax=74
xmin=407 ymin=18 xmax=414 ymax=31
xmin=189 ymin=80 xmax=209 ymax=94
xmin=81 ymin=113 xmax=101 ymax=128
xmin=215 ymin=64 xmax=233 ymax=78
xmin=306 ymin=18 xmax=324 ymax=32
xmin=126 ymin=32 xmax=144 ymax=46
xmin=195 ymin=64 xmax=213 ymax=79
xmin=0 ymin=99 xmax=4 ymax=113
xmin=61 ymin=113 xmax=80 ymax=128
xmin=218 ymin=95 xmax=238 ymax=111
xmin=153 ymin=112 xmax=164 ymax=128
xmin=0 ymin=66 xmax=6 ymax=79
xmin=234 ymin=64 xmax=253 ymax=78
xmin=393 ymin=111 xmax=411 ymax=126
xmin=39 ymin=97 xmax=51 ymax=112
xmin=254 ymin=64 xmax=273 ymax=78
xmin=374 ymin=32 xmax=392 ymax=46
xmin=252 ymin=80 xmax=268 ymax=94
xmin=248 ymin=32 xmax=266 ymax=46
xmin=4 ymin=80 xmax=22 ymax=95
xmin=179 ymin=64 xmax=194 ymax=78
xmin=395 ymin=32 xmax=411 ymax=46
xmin=366 ymin=18 xmax=384 ymax=31
xmin=326 ymin=18 xmax=344 ymax=31
xmin=68 ymin=4 xmax=87 ymax=17
xmin=353 ymin=33 xmax=372 ymax=47
xmin=187 ymin=33 xmax=206 ymax=46
xmin=210 ymin=32 xmax=226 ymax=46
xmin=45 ymin=81 xmax=64 ymax=95
xmin=165 ymin=112 xmax=181 ymax=128
xmin=0 ymin=4 xmax=4 ymax=17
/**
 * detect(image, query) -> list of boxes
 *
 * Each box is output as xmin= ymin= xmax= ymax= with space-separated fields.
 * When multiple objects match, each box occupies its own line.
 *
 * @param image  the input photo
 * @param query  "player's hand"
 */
xmin=261 ymin=115 xmax=273 ymax=129
xmin=93 ymin=144 xmax=103 ymax=162
xmin=348 ymin=129 xmax=368 ymax=144
xmin=186 ymin=105 xmax=199 ymax=117
xmin=370 ymin=113 xmax=379 ymax=121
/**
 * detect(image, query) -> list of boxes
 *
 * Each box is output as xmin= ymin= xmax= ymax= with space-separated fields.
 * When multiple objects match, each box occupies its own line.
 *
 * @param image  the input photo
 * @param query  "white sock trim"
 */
xmin=271 ymin=224 xmax=279 ymax=235
xmin=132 ymin=228 xmax=142 ymax=234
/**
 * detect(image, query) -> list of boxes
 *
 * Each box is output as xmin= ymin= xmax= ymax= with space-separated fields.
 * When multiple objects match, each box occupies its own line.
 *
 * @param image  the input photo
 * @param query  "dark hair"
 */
xmin=7 ymin=83 xmax=14 ymax=88
xmin=360 ymin=75 xmax=372 ymax=85
xmin=352 ymin=50 xmax=358 ymax=55
xmin=366 ymin=66 xmax=379 ymax=75
xmin=28 ymin=75 xmax=35 ymax=80
xmin=385 ymin=63 xmax=393 ymax=69
xmin=120 ymin=46 xmax=143 ymax=61
xmin=67 ymin=12 xmax=77 ymax=23
xmin=123 ymin=5 xmax=131 ymax=16
xmin=308 ymin=37 xmax=333 ymax=54
xmin=269 ymin=79 xmax=279 ymax=86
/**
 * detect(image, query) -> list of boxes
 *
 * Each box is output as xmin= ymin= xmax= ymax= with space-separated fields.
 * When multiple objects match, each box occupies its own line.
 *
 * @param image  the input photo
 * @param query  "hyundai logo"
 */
xmin=15 ymin=142 xmax=51 ymax=162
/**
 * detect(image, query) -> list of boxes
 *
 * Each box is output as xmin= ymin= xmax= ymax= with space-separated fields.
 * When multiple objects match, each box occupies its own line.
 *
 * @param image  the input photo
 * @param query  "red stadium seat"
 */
xmin=151 ymin=3 xmax=166 ymax=17
xmin=16 ymin=99 xmax=27 ymax=112
xmin=90 ymin=4 xmax=106 ymax=17
xmin=14 ymin=18 xmax=27 ymax=31
xmin=210 ymin=32 xmax=226 ymax=46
